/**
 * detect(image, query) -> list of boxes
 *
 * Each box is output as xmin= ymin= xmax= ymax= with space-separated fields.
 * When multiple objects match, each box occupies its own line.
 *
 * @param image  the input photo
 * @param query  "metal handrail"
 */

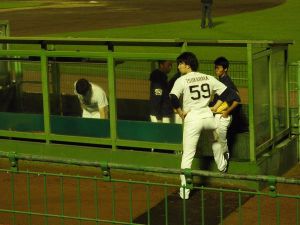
xmin=0 ymin=151 xmax=299 ymax=185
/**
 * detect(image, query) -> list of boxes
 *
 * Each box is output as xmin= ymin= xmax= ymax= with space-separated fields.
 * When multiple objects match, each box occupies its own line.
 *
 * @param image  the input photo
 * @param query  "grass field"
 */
xmin=0 ymin=1 xmax=43 ymax=9
xmin=51 ymin=0 xmax=300 ymax=62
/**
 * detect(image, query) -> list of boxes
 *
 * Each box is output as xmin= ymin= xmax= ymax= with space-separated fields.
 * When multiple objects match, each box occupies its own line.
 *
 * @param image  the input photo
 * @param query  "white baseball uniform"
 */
xmin=170 ymin=71 xmax=227 ymax=195
xmin=212 ymin=114 xmax=232 ymax=171
xmin=74 ymin=82 xmax=108 ymax=119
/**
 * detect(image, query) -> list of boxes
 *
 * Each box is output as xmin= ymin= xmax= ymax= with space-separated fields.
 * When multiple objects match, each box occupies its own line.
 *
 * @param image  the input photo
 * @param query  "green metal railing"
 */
xmin=0 ymin=151 xmax=299 ymax=225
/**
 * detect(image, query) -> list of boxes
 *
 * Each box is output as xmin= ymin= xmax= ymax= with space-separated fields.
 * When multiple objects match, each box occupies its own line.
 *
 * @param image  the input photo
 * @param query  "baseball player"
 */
xmin=149 ymin=60 xmax=173 ymax=123
xmin=210 ymin=57 xmax=241 ymax=172
xmin=74 ymin=78 xmax=108 ymax=119
xmin=170 ymin=52 xmax=233 ymax=199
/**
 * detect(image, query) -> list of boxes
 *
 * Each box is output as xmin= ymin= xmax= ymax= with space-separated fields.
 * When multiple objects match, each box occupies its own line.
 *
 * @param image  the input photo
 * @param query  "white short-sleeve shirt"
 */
xmin=74 ymin=82 xmax=108 ymax=114
xmin=170 ymin=71 xmax=227 ymax=119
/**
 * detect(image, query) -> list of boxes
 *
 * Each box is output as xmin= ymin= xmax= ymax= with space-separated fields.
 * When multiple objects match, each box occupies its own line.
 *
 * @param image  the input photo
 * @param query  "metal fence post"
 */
xmin=8 ymin=151 xmax=18 ymax=172
xmin=297 ymin=61 xmax=300 ymax=160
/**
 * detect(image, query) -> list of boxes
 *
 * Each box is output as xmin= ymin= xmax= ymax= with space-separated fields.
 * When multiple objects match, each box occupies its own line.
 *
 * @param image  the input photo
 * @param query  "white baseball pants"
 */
xmin=82 ymin=109 xmax=100 ymax=119
xmin=180 ymin=112 xmax=217 ymax=187
xmin=150 ymin=115 xmax=170 ymax=123
xmin=212 ymin=114 xmax=232 ymax=171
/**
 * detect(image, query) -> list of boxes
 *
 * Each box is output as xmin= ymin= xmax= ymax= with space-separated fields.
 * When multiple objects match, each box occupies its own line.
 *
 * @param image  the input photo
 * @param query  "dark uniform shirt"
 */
xmin=167 ymin=72 xmax=181 ymax=94
xmin=149 ymin=69 xmax=173 ymax=119
xmin=210 ymin=74 xmax=248 ymax=132
xmin=210 ymin=74 xmax=240 ymax=107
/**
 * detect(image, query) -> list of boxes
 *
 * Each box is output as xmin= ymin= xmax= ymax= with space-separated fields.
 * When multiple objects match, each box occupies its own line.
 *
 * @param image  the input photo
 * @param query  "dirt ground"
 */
xmin=0 ymin=0 xmax=285 ymax=36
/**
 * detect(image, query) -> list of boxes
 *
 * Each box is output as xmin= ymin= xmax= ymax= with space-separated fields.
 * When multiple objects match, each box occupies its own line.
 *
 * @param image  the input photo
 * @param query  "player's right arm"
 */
xmin=169 ymin=94 xmax=188 ymax=120
xmin=169 ymin=78 xmax=188 ymax=120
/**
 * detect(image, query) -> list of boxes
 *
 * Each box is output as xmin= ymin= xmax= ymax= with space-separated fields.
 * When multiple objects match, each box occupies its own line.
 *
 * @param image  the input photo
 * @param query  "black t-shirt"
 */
xmin=210 ymin=74 xmax=240 ymax=107
xmin=210 ymin=74 xmax=248 ymax=132
xmin=149 ymin=69 xmax=173 ymax=119
xmin=167 ymin=72 xmax=181 ymax=94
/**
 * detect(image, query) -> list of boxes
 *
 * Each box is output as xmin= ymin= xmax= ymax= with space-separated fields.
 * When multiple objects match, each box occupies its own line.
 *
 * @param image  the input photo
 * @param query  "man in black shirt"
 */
xmin=149 ymin=60 xmax=173 ymax=123
xmin=210 ymin=57 xmax=241 ymax=172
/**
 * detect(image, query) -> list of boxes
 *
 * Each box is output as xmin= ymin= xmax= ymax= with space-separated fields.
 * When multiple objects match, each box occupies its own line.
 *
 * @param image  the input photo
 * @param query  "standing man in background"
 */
xmin=74 ymin=78 xmax=108 ymax=119
xmin=201 ymin=0 xmax=213 ymax=29
xmin=149 ymin=60 xmax=173 ymax=123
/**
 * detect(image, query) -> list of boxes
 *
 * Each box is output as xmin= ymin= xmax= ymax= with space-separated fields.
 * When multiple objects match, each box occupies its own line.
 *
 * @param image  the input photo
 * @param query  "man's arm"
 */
xmin=217 ymin=89 xmax=241 ymax=118
xmin=222 ymin=101 xmax=239 ymax=118
xmin=170 ymin=94 xmax=188 ymax=120
xmin=210 ymin=99 xmax=223 ymax=112
xmin=99 ymin=106 xmax=108 ymax=119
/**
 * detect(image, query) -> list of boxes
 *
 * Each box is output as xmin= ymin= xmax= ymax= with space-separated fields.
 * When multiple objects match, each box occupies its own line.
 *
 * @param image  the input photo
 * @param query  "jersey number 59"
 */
xmin=189 ymin=83 xmax=211 ymax=100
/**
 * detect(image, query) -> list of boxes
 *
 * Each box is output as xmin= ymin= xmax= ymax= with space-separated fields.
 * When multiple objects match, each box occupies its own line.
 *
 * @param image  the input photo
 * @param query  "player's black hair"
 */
xmin=176 ymin=52 xmax=199 ymax=71
xmin=75 ymin=78 xmax=91 ymax=96
xmin=214 ymin=57 xmax=229 ymax=70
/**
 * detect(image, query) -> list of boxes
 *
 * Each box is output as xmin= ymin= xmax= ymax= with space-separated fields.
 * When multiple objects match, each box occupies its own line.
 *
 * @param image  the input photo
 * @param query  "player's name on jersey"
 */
xmin=186 ymin=76 xmax=209 ymax=83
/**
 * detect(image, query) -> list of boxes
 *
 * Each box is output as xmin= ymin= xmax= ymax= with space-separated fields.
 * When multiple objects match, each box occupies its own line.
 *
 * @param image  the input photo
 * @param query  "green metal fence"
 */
xmin=0 ymin=151 xmax=299 ymax=225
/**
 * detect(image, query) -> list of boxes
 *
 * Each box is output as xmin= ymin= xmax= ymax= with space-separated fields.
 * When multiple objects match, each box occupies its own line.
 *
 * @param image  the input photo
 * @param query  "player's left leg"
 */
xmin=180 ymin=114 xmax=205 ymax=199
xmin=212 ymin=142 xmax=227 ymax=171
xmin=216 ymin=115 xmax=232 ymax=154
xmin=213 ymin=114 xmax=232 ymax=172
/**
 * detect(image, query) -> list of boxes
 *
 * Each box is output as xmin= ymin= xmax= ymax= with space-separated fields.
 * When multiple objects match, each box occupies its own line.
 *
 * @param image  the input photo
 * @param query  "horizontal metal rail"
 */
xmin=0 ymin=37 xmax=294 ymax=47
xmin=0 ymin=151 xmax=299 ymax=185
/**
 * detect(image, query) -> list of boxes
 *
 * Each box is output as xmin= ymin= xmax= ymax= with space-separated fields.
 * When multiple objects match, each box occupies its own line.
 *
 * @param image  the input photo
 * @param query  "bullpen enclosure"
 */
xmin=0 ymin=33 xmax=299 ymax=224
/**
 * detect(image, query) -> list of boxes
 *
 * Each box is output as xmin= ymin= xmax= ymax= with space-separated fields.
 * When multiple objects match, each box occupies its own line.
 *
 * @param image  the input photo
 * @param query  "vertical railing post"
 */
xmin=247 ymin=43 xmax=256 ymax=161
xmin=107 ymin=43 xmax=117 ymax=151
xmin=297 ymin=61 xmax=300 ymax=160
xmin=41 ymin=48 xmax=51 ymax=143
xmin=269 ymin=50 xmax=274 ymax=141
xmin=8 ymin=151 xmax=18 ymax=172
xmin=285 ymin=48 xmax=290 ymax=134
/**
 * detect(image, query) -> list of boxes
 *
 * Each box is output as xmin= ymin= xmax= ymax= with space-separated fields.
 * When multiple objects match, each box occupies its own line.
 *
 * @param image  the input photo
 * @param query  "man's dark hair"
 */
xmin=176 ymin=52 xmax=199 ymax=71
xmin=214 ymin=57 xmax=229 ymax=70
xmin=75 ymin=78 xmax=91 ymax=96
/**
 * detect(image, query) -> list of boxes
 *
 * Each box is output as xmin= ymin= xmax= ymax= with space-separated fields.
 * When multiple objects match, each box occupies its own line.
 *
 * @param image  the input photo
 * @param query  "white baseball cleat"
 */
xmin=220 ymin=152 xmax=230 ymax=173
xmin=179 ymin=187 xmax=190 ymax=200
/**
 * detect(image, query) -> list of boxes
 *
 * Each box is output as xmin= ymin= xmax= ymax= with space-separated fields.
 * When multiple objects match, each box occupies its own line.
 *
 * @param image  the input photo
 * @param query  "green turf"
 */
xmin=51 ymin=0 xmax=300 ymax=62
xmin=0 ymin=1 xmax=43 ymax=9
